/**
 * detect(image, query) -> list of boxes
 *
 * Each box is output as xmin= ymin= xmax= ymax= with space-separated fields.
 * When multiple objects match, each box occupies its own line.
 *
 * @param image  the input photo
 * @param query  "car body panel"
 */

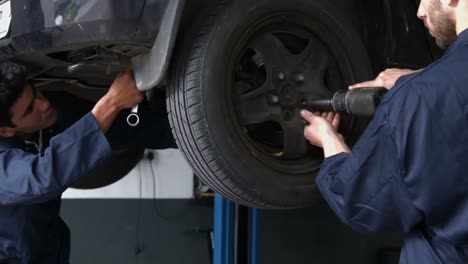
xmin=0 ymin=0 xmax=168 ymax=62
xmin=0 ymin=0 xmax=438 ymax=96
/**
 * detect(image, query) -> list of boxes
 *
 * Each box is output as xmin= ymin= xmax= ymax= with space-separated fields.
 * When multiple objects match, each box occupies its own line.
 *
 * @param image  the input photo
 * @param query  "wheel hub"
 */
xmin=278 ymin=82 xmax=300 ymax=108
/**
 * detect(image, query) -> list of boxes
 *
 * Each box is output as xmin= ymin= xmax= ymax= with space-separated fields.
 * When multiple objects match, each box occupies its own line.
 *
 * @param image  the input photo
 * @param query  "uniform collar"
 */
xmin=445 ymin=28 xmax=468 ymax=55
xmin=23 ymin=130 xmax=43 ymax=153
xmin=0 ymin=136 xmax=24 ymax=150
xmin=0 ymin=130 xmax=44 ymax=152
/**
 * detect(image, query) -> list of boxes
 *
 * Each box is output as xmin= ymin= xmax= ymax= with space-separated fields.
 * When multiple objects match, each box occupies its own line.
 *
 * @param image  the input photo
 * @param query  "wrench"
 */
xmin=127 ymin=105 xmax=140 ymax=127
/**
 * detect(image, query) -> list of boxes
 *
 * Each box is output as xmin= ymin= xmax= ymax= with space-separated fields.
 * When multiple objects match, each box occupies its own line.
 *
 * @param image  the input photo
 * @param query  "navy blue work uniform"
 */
xmin=0 ymin=92 xmax=176 ymax=263
xmin=316 ymin=29 xmax=468 ymax=263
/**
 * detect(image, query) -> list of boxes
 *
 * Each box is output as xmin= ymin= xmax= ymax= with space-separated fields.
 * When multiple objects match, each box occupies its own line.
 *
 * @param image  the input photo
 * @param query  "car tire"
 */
xmin=167 ymin=0 xmax=373 ymax=208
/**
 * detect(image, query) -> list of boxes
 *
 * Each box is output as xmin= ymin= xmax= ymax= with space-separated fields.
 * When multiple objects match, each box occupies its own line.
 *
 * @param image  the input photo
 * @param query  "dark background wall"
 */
xmin=61 ymin=199 xmax=402 ymax=264
xmin=260 ymin=202 xmax=402 ymax=264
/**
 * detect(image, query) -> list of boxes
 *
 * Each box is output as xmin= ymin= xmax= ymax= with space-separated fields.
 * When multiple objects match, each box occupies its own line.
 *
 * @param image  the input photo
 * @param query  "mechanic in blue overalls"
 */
xmin=0 ymin=63 xmax=176 ymax=263
xmin=302 ymin=0 xmax=468 ymax=263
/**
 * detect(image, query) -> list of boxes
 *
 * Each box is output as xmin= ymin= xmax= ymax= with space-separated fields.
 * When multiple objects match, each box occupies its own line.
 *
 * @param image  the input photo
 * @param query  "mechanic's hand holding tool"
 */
xmin=107 ymin=68 xmax=143 ymax=109
xmin=92 ymin=68 xmax=144 ymax=132
xmin=301 ymin=110 xmax=350 ymax=157
xmin=301 ymin=68 xmax=420 ymax=156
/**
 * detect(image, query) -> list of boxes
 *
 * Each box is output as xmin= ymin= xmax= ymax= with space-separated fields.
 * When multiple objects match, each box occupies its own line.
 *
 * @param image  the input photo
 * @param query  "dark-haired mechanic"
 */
xmin=0 ymin=63 xmax=173 ymax=264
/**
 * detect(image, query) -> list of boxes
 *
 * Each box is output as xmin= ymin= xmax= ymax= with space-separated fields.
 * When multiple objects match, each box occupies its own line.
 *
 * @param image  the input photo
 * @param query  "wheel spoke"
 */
xmin=234 ymin=83 xmax=279 ymax=126
xmin=238 ymin=82 xmax=269 ymax=101
xmin=295 ymin=38 xmax=333 ymax=98
xmin=295 ymin=37 xmax=329 ymax=66
xmin=280 ymin=116 xmax=310 ymax=159
xmin=300 ymin=78 xmax=334 ymax=99
xmin=248 ymin=33 xmax=290 ymax=69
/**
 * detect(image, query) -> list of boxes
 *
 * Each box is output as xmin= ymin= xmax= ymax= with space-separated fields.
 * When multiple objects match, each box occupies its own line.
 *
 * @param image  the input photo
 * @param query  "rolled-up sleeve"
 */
xmin=0 ymin=112 xmax=112 ymax=205
xmin=316 ymin=105 xmax=423 ymax=233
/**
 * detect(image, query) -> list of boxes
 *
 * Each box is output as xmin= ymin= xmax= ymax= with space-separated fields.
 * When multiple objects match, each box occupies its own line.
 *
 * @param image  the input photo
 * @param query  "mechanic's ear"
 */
xmin=443 ymin=0 xmax=458 ymax=7
xmin=0 ymin=127 xmax=16 ymax=137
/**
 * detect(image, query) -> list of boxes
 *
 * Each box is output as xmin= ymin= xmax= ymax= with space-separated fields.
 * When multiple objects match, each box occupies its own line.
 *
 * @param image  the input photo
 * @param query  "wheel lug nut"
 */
xmin=271 ymin=95 xmax=279 ymax=103
xmin=294 ymin=74 xmax=304 ymax=83
xmin=278 ymin=72 xmax=285 ymax=80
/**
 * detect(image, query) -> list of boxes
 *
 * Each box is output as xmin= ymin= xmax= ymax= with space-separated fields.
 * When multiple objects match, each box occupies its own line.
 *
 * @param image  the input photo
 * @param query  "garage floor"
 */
xmin=62 ymin=198 xmax=401 ymax=264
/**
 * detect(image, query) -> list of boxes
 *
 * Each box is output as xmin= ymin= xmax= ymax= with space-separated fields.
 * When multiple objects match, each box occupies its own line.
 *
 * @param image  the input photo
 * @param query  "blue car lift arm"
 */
xmin=213 ymin=194 xmax=260 ymax=264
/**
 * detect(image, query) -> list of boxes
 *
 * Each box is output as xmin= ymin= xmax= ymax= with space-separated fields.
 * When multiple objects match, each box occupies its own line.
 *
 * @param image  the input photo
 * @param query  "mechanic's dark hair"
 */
xmin=0 ymin=62 xmax=28 ymax=127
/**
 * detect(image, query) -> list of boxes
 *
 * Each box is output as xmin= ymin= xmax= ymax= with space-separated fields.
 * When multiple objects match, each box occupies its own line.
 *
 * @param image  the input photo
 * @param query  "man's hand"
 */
xmin=302 ymin=110 xmax=340 ymax=147
xmin=350 ymin=68 xmax=421 ymax=90
xmin=301 ymin=110 xmax=350 ymax=157
xmin=92 ymin=68 xmax=144 ymax=133
xmin=103 ymin=68 xmax=144 ymax=110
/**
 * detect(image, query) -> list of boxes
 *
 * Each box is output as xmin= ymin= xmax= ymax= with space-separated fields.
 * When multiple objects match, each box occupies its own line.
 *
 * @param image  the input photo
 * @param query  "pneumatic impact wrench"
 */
xmin=302 ymin=87 xmax=388 ymax=116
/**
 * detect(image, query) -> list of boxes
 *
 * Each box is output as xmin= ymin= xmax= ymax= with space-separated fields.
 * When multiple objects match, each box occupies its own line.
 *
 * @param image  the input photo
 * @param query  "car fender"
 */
xmin=132 ymin=0 xmax=185 ymax=91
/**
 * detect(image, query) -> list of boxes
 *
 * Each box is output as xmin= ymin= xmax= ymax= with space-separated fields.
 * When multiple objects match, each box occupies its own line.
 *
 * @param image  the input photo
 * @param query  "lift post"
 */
xmin=213 ymin=194 xmax=260 ymax=264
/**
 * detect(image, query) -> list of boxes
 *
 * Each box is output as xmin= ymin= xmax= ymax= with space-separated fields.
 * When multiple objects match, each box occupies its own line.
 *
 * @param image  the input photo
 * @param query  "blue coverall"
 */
xmin=316 ymin=29 xmax=468 ymax=263
xmin=0 ymin=92 xmax=176 ymax=263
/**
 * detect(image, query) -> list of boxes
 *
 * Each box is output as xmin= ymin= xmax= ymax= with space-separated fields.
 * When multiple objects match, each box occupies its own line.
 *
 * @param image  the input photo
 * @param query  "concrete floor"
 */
xmin=62 ymin=198 xmax=402 ymax=264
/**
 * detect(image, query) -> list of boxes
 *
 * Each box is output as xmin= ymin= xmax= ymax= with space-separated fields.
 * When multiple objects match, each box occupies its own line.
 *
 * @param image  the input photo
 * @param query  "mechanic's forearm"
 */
xmin=0 ymin=113 xmax=112 ymax=205
xmin=322 ymin=134 xmax=351 ymax=158
xmin=92 ymin=95 xmax=121 ymax=133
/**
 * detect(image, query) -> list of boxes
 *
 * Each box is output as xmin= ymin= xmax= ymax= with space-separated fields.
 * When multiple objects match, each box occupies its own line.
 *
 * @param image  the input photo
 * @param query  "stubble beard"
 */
xmin=427 ymin=0 xmax=457 ymax=49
